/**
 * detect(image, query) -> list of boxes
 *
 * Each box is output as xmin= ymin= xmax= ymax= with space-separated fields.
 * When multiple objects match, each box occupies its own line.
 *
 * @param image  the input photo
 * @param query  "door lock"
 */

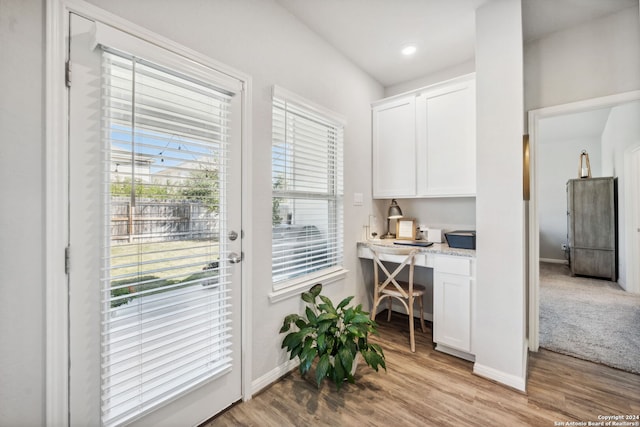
xmin=228 ymin=252 xmax=244 ymax=264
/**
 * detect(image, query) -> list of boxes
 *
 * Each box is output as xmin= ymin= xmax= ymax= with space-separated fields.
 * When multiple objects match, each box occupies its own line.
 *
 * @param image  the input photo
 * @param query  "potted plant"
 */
xmin=280 ymin=283 xmax=386 ymax=390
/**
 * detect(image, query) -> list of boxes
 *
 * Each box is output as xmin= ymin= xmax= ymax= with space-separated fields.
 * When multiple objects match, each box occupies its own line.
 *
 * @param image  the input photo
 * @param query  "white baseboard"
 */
xmin=617 ymin=277 xmax=626 ymax=291
xmin=435 ymin=344 xmax=475 ymax=362
xmin=523 ymin=339 xmax=529 ymax=390
xmin=473 ymin=363 xmax=526 ymax=392
xmin=540 ymin=258 xmax=568 ymax=265
xmin=251 ymin=358 xmax=299 ymax=396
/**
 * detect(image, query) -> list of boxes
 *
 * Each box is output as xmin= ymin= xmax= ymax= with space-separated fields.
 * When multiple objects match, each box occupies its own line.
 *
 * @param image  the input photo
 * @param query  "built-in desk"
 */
xmin=358 ymin=240 xmax=476 ymax=361
xmin=357 ymin=239 xmax=475 ymax=265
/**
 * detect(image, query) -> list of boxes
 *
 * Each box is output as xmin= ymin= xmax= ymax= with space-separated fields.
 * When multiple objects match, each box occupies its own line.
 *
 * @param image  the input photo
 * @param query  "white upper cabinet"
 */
xmin=372 ymin=96 xmax=416 ymax=198
xmin=372 ymin=74 xmax=476 ymax=198
xmin=416 ymin=77 xmax=476 ymax=196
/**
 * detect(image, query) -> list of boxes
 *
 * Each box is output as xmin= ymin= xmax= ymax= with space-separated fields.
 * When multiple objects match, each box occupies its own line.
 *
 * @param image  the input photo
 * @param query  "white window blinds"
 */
xmin=271 ymin=87 xmax=344 ymax=286
xmin=101 ymin=50 xmax=234 ymax=426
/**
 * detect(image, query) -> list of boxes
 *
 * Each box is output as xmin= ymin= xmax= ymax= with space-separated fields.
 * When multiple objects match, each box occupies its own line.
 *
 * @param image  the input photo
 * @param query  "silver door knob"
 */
xmin=228 ymin=252 xmax=244 ymax=264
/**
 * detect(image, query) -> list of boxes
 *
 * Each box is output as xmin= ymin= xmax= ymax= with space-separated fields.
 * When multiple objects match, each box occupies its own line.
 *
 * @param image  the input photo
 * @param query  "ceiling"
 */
xmin=276 ymin=0 xmax=637 ymax=87
xmin=537 ymin=99 xmax=640 ymax=143
xmin=538 ymin=108 xmax=612 ymax=143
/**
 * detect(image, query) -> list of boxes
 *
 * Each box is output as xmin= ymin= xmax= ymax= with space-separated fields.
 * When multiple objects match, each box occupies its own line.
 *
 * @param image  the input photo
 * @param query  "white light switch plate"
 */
xmin=353 ymin=192 xmax=363 ymax=206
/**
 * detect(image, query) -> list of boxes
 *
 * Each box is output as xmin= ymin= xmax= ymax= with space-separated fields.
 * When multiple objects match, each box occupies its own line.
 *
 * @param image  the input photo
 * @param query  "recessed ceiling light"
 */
xmin=401 ymin=45 xmax=417 ymax=56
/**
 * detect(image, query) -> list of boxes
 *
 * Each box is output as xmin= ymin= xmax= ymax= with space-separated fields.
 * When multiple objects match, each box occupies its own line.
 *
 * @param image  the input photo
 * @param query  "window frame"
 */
xmin=269 ymin=86 xmax=347 ymax=302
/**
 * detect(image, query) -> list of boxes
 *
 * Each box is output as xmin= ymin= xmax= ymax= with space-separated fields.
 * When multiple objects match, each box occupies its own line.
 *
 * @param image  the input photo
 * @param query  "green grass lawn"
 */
xmin=109 ymin=239 xmax=221 ymax=307
xmin=111 ymin=239 xmax=220 ymax=280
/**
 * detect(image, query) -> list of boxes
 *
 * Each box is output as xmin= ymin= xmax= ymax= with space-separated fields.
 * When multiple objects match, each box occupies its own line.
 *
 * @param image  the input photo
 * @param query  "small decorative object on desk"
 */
xmin=382 ymin=199 xmax=403 ymax=239
xmin=425 ymin=228 xmax=443 ymax=243
xmin=395 ymin=218 xmax=416 ymax=240
xmin=579 ymin=149 xmax=592 ymax=178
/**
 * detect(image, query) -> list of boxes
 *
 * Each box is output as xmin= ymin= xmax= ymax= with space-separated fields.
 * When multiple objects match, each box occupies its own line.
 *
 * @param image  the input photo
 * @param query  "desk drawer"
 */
xmin=435 ymin=256 xmax=472 ymax=276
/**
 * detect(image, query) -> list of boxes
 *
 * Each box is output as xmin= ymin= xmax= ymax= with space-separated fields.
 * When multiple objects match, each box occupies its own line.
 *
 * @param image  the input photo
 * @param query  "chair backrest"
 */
xmin=367 ymin=244 xmax=419 ymax=298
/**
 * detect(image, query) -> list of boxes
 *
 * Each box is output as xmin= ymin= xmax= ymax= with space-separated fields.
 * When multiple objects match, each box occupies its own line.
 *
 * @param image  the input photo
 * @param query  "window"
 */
xmin=271 ymin=86 xmax=345 ymax=289
xmin=101 ymin=49 xmax=236 ymax=426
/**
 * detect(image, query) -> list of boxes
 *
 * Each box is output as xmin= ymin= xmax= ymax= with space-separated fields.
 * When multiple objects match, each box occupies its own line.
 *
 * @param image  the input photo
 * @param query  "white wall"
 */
xmin=524 ymin=5 xmax=640 ymax=112
xmin=538 ymin=136 xmax=602 ymax=261
xmin=0 ymin=1 xmax=45 ymax=425
xmin=601 ymin=100 xmax=640 ymax=290
xmin=390 ymin=198 xmax=476 ymax=233
xmin=474 ymin=0 xmax=527 ymax=391
xmin=0 ymin=0 xmax=383 ymax=422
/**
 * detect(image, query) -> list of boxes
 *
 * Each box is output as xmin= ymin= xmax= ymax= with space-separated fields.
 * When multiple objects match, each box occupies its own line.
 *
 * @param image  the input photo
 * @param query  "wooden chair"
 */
xmin=368 ymin=244 xmax=427 ymax=352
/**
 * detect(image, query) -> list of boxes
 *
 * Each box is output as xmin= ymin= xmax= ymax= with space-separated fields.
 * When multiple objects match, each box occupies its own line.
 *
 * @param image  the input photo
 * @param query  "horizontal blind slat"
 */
xmin=271 ymin=92 xmax=344 ymax=283
xmin=104 ymin=301 xmax=231 ymax=348
xmin=101 ymin=49 xmax=236 ymax=425
xmin=103 ymin=320 xmax=232 ymax=371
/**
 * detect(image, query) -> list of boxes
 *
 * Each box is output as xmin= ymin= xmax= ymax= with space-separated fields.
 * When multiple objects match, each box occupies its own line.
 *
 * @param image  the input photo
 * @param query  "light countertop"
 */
xmin=357 ymin=239 xmax=476 ymax=258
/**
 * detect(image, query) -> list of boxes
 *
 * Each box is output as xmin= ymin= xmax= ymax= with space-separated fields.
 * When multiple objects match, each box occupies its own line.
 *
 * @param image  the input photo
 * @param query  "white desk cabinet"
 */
xmin=371 ymin=74 xmax=476 ymax=199
xmin=433 ymin=255 xmax=474 ymax=360
xmin=358 ymin=242 xmax=476 ymax=361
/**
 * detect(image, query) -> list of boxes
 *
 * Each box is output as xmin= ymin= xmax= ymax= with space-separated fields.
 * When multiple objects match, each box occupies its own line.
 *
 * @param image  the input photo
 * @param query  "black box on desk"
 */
xmin=445 ymin=231 xmax=476 ymax=250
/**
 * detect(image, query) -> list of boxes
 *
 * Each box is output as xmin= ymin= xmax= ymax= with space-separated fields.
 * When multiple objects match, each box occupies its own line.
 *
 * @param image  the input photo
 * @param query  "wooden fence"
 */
xmin=111 ymin=198 xmax=218 ymax=243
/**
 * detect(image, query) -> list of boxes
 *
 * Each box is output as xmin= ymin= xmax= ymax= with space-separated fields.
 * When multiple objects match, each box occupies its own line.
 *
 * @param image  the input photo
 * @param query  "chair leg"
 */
xmin=370 ymin=292 xmax=379 ymax=321
xmin=418 ymin=295 xmax=426 ymax=333
xmin=408 ymin=295 xmax=415 ymax=352
xmin=386 ymin=297 xmax=392 ymax=322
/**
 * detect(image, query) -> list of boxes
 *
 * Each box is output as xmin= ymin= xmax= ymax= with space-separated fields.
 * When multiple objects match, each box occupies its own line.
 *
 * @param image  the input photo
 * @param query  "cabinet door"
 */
xmin=372 ymin=96 xmax=416 ymax=198
xmin=416 ymin=78 xmax=476 ymax=197
xmin=433 ymin=272 xmax=472 ymax=352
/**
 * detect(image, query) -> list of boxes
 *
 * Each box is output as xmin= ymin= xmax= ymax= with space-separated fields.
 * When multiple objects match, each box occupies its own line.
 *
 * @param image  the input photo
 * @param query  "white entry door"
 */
xmin=68 ymin=13 xmax=243 ymax=426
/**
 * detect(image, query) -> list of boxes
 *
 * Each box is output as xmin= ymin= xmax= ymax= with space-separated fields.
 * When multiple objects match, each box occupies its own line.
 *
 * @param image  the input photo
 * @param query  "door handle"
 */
xmin=228 ymin=252 xmax=244 ymax=264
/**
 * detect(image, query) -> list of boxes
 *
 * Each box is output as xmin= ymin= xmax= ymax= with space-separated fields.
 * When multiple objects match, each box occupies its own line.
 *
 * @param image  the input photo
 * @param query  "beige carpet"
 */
xmin=539 ymin=262 xmax=640 ymax=374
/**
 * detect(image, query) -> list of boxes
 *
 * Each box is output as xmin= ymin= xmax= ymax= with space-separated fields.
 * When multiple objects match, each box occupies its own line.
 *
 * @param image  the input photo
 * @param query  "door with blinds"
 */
xmin=68 ymin=14 xmax=243 ymax=426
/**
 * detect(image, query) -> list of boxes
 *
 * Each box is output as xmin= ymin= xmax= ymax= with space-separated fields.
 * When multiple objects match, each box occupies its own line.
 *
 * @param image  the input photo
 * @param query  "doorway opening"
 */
xmin=528 ymin=91 xmax=640 ymax=372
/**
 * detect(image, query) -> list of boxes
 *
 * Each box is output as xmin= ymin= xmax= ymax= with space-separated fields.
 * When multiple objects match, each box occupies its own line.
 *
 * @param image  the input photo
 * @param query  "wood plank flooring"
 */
xmin=205 ymin=312 xmax=640 ymax=427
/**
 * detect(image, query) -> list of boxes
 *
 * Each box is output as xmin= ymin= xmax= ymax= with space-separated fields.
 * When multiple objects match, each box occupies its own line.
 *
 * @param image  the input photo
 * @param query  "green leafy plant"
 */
xmin=180 ymin=167 xmax=220 ymax=213
xmin=111 ymin=166 xmax=220 ymax=213
xmin=280 ymin=283 xmax=386 ymax=390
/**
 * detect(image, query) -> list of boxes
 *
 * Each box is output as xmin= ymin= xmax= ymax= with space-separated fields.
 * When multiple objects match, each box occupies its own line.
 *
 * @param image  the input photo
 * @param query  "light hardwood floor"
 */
xmin=205 ymin=312 xmax=640 ymax=426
